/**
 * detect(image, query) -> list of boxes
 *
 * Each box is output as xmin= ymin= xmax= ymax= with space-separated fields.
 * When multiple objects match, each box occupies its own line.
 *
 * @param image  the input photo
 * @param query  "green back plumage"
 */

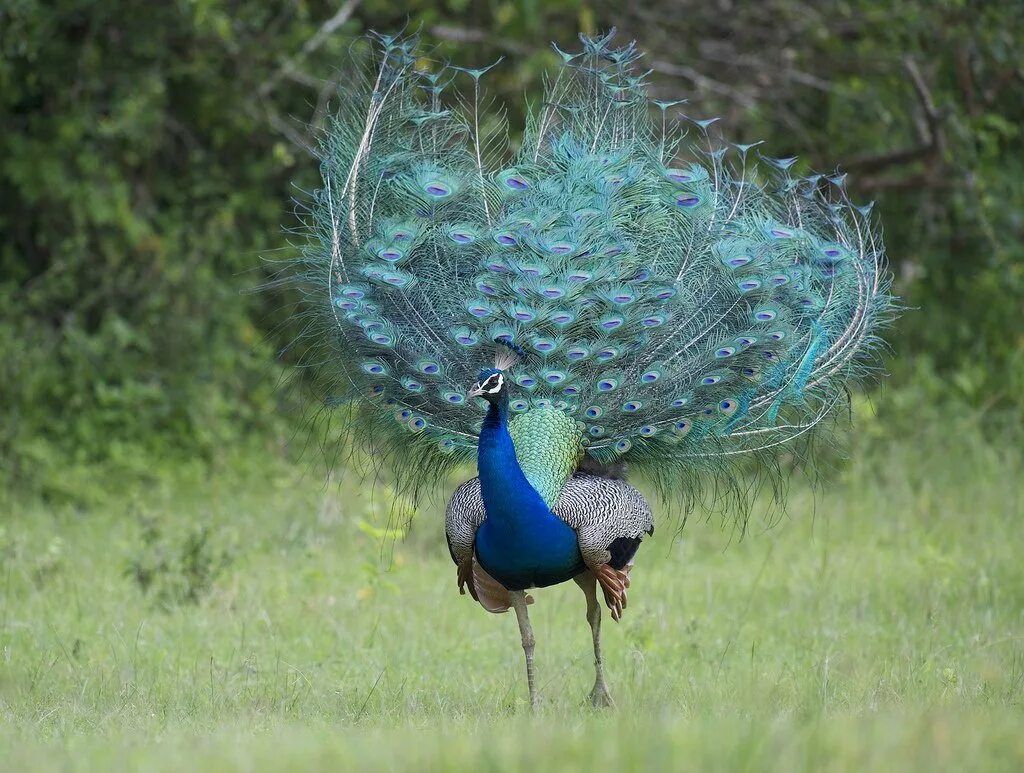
xmin=508 ymin=409 xmax=583 ymax=508
xmin=290 ymin=30 xmax=896 ymax=517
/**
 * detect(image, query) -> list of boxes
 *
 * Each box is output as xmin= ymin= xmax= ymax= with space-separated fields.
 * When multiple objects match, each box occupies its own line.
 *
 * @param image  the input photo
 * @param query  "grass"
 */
xmin=1 ymin=424 xmax=1022 ymax=771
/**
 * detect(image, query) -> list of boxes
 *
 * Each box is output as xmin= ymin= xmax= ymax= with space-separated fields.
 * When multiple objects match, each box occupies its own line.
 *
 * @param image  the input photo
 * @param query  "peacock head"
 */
xmin=467 ymin=368 xmax=507 ymax=404
xmin=467 ymin=339 xmax=525 ymax=404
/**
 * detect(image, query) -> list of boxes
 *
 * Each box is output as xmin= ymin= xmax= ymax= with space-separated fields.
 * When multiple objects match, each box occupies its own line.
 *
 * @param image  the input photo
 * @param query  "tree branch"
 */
xmin=264 ymin=107 xmax=319 ymax=158
xmin=429 ymin=24 xmax=530 ymax=55
xmin=259 ymin=0 xmax=362 ymax=97
xmin=650 ymin=59 xmax=758 ymax=111
xmin=856 ymin=172 xmax=953 ymax=192
xmin=844 ymin=56 xmax=946 ymax=176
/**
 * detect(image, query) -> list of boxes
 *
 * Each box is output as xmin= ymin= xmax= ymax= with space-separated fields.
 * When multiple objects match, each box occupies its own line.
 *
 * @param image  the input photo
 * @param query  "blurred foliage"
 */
xmin=1 ymin=0 xmax=1022 ymax=499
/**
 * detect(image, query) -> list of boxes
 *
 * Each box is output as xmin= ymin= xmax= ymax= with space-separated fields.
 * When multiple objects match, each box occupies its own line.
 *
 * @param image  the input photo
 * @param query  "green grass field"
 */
xmin=2 ymin=425 xmax=1022 ymax=771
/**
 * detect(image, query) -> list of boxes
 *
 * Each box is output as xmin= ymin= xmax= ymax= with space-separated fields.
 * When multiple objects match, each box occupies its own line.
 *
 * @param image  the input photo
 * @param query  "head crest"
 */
xmin=493 ymin=339 xmax=527 ymax=371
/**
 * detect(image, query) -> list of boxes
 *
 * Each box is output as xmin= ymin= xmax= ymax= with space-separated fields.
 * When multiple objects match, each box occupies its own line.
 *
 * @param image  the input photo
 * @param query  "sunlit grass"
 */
xmin=1 ymin=425 xmax=1021 ymax=770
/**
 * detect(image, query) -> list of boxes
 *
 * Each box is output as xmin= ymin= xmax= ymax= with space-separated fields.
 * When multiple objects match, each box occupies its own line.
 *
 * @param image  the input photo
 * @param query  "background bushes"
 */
xmin=2 ymin=0 xmax=1021 ymax=499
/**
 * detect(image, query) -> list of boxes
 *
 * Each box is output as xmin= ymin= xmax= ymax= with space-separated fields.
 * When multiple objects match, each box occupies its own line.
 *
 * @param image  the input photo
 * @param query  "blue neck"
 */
xmin=477 ymin=397 xmax=549 ymax=528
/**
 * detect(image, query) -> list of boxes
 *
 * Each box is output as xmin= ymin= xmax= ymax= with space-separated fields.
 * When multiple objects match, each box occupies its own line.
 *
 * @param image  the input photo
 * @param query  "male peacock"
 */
xmin=289 ymin=30 xmax=894 ymax=709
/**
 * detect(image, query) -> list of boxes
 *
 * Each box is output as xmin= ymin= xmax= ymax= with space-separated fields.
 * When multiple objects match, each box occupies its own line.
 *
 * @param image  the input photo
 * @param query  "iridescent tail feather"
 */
xmin=286 ymin=29 xmax=897 ymax=519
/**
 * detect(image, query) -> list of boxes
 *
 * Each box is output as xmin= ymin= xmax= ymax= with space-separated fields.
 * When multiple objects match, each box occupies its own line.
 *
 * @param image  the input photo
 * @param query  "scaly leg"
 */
xmin=574 ymin=572 xmax=614 ymax=708
xmin=509 ymin=590 xmax=539 ymax=710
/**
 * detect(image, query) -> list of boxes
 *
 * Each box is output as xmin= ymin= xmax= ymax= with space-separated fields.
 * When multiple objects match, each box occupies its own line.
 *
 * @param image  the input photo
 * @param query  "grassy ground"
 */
xmin=1 ymin=426 xmax=1022 ymax=771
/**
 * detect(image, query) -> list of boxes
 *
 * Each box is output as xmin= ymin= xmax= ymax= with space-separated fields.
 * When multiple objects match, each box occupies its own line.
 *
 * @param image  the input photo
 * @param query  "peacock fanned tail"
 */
xmin=289 ymin=30 xmax=897 ymax=518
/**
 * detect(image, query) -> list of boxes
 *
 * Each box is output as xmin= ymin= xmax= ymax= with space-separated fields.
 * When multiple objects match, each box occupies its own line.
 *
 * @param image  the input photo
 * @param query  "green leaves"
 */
xmin=3 ymin=0 xmax=1023 ymax=499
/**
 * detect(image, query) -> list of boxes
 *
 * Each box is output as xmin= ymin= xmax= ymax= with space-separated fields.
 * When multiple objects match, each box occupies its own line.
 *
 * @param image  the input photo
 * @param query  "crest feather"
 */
xmin=494 ymin=339 xmax=526 ymax=371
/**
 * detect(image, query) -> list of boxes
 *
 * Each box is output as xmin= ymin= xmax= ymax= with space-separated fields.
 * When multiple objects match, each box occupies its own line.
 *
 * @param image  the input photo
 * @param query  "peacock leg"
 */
xmin=456 ymin=558 xmax=478 ymax=601
xmin=509 ymin=590 xmax=539 ymax=710
xmin=574 ymin=572 xmax=614 ymax=708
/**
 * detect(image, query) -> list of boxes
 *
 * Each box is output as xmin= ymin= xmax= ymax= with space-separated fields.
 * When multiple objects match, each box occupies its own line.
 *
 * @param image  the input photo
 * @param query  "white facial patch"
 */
xmin=481 ymin=373 xmax=503 ymax=394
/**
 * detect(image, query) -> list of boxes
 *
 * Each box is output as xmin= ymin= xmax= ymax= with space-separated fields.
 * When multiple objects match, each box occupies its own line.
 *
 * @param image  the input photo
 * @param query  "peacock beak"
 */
xmin=467 ymin=382 xmax=484 ymax=399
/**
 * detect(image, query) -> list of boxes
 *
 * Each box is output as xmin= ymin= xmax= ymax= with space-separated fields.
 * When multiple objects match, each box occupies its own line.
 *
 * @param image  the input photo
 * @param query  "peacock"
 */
xmin=288 ymin=29 xmax=894 ymax=709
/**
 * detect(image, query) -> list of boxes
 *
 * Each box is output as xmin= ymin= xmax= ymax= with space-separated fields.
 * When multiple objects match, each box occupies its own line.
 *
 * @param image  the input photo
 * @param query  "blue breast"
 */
xmin=473 ymin=400 xmax=585 ymax=591
xmin=475 ymin=504 xmax=584 ymax=591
